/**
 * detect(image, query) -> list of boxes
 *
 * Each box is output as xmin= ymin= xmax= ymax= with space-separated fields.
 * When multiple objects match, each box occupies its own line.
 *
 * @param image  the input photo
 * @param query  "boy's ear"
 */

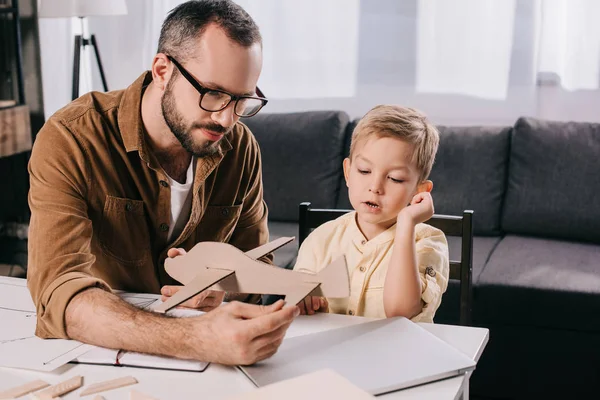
xmin=343 ymin=158 xmax=351 ymax=187
xmin=417 ymin=180 xmax=433 ymax=194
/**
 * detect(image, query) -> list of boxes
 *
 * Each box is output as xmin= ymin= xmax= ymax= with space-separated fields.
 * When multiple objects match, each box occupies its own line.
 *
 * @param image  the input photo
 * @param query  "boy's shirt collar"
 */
xmin=349 ymin=211 xmax=396 ymax=249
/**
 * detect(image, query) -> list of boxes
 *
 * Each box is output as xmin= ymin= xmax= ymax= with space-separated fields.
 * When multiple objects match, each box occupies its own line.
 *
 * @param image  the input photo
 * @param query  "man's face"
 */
xmin=162 ymin=24 xmax=263 ymax=157
xmin=343 ymin=136 xmax=424 ymax=230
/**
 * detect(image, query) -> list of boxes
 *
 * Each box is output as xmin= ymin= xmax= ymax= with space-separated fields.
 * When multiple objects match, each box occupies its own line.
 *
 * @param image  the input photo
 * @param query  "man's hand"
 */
xmin=398 ymin=192 xmax=435 ymax=226
xmin=160 ymin=247 xmax=225 ymax=311
xmin=297 ymin=296 xmax=328 ymax=315
xmin=191 ymin=299 xmax=299 ymax=365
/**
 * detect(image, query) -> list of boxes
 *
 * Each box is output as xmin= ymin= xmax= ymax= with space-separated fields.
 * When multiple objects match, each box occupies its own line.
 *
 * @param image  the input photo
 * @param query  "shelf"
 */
xmin=0 ymin=6 xmax=17 ymax=14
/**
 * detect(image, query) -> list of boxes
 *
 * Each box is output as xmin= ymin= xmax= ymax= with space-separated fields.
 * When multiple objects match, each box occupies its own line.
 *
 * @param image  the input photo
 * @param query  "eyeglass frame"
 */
xmin=166 ymin=55 xmax=268 ymax=117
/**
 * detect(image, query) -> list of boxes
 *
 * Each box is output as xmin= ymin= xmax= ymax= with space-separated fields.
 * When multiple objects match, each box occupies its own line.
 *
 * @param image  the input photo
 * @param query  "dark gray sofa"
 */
xmin=244 ymin=112 xmax=600 ymax=400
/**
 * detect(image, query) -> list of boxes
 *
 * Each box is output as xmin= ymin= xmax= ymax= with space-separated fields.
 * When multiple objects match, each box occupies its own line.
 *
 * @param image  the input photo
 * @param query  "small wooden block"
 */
xmin=80 ymin=376 xmax=138 ymax=396
xmin=130 ymin=390 xmax=158 ymax=400
xmin=0 ymin=379 xmax=49 ymax=399
xmin=31 ymin=375 xmax=83 ymax=400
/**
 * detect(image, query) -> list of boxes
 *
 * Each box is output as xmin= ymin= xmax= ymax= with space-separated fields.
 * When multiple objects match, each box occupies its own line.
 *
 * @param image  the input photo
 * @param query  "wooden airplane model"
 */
xmin=154 ymin=237 xmax=350 ymax=313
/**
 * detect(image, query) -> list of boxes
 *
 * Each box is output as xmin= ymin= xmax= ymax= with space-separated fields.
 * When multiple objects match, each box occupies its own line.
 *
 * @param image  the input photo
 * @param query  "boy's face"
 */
xmin=343 ymin=136 xmax=432 ymax=229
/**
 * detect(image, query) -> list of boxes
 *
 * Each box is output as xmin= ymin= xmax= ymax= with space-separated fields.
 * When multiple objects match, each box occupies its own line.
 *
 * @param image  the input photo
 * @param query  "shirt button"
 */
xmin=360 ymin=240 xmax=366 ymax=245
xmin=160 ymin=223 xmax=169 ymax=232
xmin=159 ymin=180 xmax=169 ymax=188
xmin=125 ymin=203 xmax=133 ymax=211
xmin=359 ymin=266 xmax=366 ymax=272
xmin=348 ymin=310 xmax=354 ymax=316
xmin=221 ymin=208 xmax=229 ymax=216
xmin=425 ymin=266 xmax=436 ymax=277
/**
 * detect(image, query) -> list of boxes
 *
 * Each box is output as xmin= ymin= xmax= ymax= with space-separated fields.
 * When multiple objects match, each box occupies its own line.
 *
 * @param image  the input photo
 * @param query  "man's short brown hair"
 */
xmin=349 ymin=105 xmax=440 ymax=182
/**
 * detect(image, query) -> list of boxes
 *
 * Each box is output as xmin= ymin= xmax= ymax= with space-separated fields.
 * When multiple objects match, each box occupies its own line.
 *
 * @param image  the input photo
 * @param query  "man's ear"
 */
xmin=151 ymin=53 xmax=172 ymax=91
xmin=343 ymin=158 xmax=351 ymax=187
xmin=417 ymin=180 xmax=433 ymax=194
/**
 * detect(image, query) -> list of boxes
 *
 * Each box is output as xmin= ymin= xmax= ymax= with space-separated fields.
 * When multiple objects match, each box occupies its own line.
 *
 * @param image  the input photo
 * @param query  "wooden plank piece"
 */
xmin=0 ymin=379 xmax=49 ymax=399
xmin=31 ymin=375 xmax=83 ymax=400
xmin=130 ymin=389 xmax=159 ymax=400
xmin=80 ymin=376 xmax=138 ymax=396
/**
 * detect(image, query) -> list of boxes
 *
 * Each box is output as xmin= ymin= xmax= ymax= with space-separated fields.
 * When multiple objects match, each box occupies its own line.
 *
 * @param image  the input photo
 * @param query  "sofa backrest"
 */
xmin=243 ymin=111 xmax=349 ymax=222
xmin=337 ymin=122 xmax=511 ymax=236
xmin=501 ymin=117 xmax=600 ymax=243
xmin=430 ymin=126 xmax=511 ymax=236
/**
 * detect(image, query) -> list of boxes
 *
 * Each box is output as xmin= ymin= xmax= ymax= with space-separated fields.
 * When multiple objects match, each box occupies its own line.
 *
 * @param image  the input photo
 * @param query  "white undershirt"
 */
xmin=166 ymin=158 xmax=195 ymax=242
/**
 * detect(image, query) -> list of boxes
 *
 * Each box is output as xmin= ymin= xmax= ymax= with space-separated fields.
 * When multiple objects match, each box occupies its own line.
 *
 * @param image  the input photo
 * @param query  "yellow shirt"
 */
xmin=293 ymin=211 xmax=449 ymax=322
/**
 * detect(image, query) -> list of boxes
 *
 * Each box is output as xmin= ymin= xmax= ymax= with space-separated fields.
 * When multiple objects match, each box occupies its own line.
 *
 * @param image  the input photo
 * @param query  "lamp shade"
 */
xmin=38 ymin=0 xmax=128 ymax=18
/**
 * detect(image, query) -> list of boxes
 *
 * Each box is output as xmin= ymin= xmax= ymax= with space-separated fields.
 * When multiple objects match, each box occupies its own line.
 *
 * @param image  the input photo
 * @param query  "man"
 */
xmin=27 ymin=0 xmax=298 ymax=366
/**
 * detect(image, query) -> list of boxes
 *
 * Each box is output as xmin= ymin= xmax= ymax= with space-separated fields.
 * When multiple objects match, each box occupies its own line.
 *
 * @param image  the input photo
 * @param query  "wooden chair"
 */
xmin=299 ymin=202 xmax=474 ymax=325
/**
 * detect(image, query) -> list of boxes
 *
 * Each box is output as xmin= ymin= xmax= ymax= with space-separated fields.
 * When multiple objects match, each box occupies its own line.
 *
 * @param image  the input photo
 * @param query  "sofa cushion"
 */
xmin=476 ymin=235 xmax=600 ymax=332
xmin=267 ymin=221 xmax=299 ymax=269
xmin=336 ymin=118 xmax=359 ymax=209
xmin=434 ymin=236 xmax=502 ymax=324
xmin=430 ymin=126 xmax=511 ymax=235
xmin=243 ymin=111 xmax=349 ymax=221
xmin=337 ymin=124 xmax=511 ymax=235
xmin=502 ymin=117 xmax=600 ymax=243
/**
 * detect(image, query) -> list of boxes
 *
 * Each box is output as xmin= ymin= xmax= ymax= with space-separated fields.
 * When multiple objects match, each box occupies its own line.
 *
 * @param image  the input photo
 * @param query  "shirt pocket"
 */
xmin=196 ymin=204 xmax=242 ymax=242
xmin=98 ymin=195 xmax=151 ymax=265
xmin=362 ymin=286 xmax=386 ymax=318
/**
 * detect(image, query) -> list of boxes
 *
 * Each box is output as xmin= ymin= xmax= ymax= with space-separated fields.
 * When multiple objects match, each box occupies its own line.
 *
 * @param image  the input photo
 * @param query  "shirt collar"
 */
xmin=349 ymin=211 xmax=397 ymax=248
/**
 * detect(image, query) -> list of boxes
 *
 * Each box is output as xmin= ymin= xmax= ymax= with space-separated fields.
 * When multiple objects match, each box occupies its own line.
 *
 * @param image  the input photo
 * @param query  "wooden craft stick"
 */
xmin=0 ymin=379 xmax=49 ymax=399
xmin=31 ymin=375 xmax=83 ymax=400
xmin=80 ymin=376 xmax=138 ymax=396
xmin=130 ymin=389 xmax=158 ymax=400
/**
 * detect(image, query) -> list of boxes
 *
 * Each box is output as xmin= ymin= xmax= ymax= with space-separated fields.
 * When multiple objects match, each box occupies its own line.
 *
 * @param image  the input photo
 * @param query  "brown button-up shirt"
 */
xmin=27 ymin=72 xmax=271 ymax=339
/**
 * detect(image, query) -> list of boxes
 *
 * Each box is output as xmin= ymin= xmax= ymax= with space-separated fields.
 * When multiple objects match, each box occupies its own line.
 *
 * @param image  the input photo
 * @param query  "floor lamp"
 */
xmin=38 ymin=0 xmax=128 ymax=100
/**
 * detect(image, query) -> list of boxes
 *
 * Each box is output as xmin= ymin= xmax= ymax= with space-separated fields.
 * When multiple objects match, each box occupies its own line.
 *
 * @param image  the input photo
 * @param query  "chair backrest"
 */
xmin=299 ymin=202 xmax=474 ymax=325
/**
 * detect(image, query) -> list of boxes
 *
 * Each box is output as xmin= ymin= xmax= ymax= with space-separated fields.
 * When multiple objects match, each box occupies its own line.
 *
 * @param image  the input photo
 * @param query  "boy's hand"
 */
xmin=398 ymin=192 xmax=435 ymax=226
xmin=297 ymin=296 xmax=328 ymax=315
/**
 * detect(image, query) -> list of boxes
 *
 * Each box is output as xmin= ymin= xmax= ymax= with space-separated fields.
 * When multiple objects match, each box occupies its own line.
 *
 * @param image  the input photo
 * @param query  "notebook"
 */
xmin=239 ymin=317 xmax=476 ymax=395
xmin=72 ymin=293 xmax=209 ymax=372
xmin=73 ymin=347 xmax=209 ymax=372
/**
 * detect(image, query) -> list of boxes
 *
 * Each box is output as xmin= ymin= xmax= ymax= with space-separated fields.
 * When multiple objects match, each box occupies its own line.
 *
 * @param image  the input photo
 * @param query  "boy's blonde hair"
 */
xmin=349 ymin=105 xmax=440 ymax=182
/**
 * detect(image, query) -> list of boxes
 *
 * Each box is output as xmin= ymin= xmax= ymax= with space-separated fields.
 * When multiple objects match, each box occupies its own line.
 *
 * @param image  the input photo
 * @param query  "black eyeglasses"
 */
xmin=167 ymin=56 xmax=268 ymax=118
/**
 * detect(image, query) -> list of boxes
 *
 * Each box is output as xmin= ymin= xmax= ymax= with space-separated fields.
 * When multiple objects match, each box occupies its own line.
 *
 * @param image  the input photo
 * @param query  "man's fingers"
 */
xmin=228 ymin=299 xmax=285 ymax=319
xmin=161 ymin=285 xmax=181 ymax=297
xmin=167 ymin=248 xmax=187 ymax=258
xmin=244 ymin=305 xmax=298 ymax=340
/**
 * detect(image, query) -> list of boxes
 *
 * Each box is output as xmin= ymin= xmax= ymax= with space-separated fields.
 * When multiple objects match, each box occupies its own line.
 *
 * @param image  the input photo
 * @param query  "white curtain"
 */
xmin=38 ymin=0 xmax=600 ymax=122
xmin=415 ymin=0 xmax=600 ymax=100
xmin=234 ymin=0 xmax=360 ymax=99
xmin=537 ymin=0 xmax=600 ymax=90
xmin=416 ymin=0 xmax=516 ymax=100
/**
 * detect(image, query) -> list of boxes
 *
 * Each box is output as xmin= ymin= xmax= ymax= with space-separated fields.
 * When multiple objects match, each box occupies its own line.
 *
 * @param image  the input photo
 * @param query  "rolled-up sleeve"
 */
xmin=411 ymin=225 xmax=449 ymax=323
xmin=28 ymin=119 xmax=110 ymax=339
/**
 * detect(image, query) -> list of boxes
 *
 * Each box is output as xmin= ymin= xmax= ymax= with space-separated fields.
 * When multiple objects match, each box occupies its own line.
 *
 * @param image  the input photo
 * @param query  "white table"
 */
xmin=0 ymin=312 xmax=488 ymax=399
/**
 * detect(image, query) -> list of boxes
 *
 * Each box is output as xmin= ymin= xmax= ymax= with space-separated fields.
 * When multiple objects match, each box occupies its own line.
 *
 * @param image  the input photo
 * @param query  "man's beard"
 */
xmin=161 ymin=78 xmax=230 ymax=158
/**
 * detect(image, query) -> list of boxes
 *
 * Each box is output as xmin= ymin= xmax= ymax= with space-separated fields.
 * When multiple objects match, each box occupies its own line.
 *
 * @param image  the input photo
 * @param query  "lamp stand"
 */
xmin=72 ymin=33 xmax=109 ymax=100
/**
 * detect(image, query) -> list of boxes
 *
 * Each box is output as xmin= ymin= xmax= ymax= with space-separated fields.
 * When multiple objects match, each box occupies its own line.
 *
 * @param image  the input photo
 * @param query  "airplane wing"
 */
xmin=155 ymin=237 xmax=295 ymax=313
xmin=283 ymin=282 xmax=322 ymax=307
xmin=244 ymin=236 xmax=295 ymax=260
xmin=154 ymin=268 xmax=234 ymax=314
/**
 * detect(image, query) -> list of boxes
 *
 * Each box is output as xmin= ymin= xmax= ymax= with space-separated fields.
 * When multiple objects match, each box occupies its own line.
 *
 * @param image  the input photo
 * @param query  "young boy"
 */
xmin=294 ymin=105 xmax=449 ymax=323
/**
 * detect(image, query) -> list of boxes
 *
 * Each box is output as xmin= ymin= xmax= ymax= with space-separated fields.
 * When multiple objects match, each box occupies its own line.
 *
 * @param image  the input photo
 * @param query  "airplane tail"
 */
xmin=315 ymin=256 xmax=350 ymax=298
